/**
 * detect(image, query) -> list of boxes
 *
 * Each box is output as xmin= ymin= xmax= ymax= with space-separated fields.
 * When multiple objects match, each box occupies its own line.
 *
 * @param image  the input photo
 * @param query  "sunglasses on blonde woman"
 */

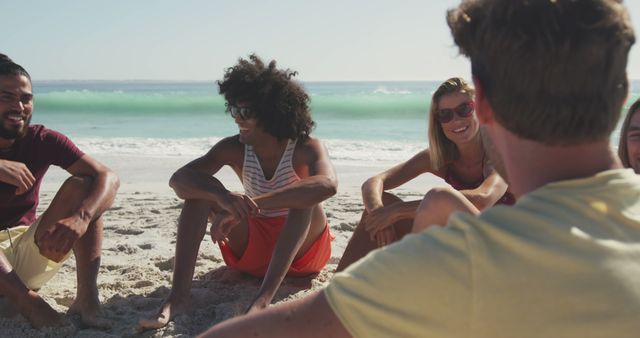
xmin=436 ymin=101 xmax=474 ymax=123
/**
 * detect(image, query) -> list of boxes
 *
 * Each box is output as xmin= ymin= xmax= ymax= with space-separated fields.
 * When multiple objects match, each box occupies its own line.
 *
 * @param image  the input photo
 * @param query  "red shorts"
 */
xmin=218 ymin=216 xmax=333 ymax=277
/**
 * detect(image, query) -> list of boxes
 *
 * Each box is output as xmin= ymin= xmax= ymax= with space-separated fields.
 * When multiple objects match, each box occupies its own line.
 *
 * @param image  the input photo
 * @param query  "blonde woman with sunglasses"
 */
xmin=336 ymin=77 xmax=513 ymax=272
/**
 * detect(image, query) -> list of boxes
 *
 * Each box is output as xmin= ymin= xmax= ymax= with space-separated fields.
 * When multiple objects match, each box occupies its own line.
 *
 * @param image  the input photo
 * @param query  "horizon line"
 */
xmin=30 ymin=78 xmax=640 ymax=83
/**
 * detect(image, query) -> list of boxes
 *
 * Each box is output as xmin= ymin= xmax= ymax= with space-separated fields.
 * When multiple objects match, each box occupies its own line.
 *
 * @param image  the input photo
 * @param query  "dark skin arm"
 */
xmin=169 ymin=136 xmax=258 ymax=220
xmin=35 ymin=154 xmax=120 ymax=262
xmin=252 ymin=139 xmax=337 ymax=210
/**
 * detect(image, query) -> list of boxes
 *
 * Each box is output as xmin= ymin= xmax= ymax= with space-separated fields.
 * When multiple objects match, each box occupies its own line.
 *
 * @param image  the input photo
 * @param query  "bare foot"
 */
xmin=19 ymin=291 xmax=65 ymax=328
xmin=137 ymin=297 xmax=190 ymax=332
xmin=68 ymin=298 xmax=112 ymax=329
xmin=0 ymin=297 xmax=19 ymax=318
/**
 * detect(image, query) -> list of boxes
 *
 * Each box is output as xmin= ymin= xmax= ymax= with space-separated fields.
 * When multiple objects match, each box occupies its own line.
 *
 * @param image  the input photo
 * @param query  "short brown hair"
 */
xmin=618 ymin=98 xmax=640 ymax=168
xmin=447 ymin=0 xmax=635 ymax=145
xmin=218 ymin=54 xmax=315 ymax=141
xmin=428 ymin=77 xmax=475 ymax=171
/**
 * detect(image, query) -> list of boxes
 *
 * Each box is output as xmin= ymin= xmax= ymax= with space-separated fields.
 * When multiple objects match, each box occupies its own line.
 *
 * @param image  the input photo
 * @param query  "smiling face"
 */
xmin=627 ymin=110 xmax=640 ymax=173
xmin=232 ymin=101 xmax=268 ymax=145
xmin=436 ymin=92 xmax=479 ymax=145
xmin=0 ymin=74 xmax=33 ymax=142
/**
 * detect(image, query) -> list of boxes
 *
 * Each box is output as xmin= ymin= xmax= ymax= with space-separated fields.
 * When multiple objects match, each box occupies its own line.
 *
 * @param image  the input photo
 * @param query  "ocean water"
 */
xmin=31 ymin=81 xmax=640 ymax=167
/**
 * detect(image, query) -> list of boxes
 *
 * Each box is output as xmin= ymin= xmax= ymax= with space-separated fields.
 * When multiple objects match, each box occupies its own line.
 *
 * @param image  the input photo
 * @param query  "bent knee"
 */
xmin=380 ymin=192 xmax=403 ymax=206
xmin=421 ymin=186 xmax=459 ymax=209
xmin=60 ymin=176 xmax=94 ymax=194
xmin=179 ymin=199 xmax=215 ymax=225
xmin=183 ymin=199 xmax=213 ymax=211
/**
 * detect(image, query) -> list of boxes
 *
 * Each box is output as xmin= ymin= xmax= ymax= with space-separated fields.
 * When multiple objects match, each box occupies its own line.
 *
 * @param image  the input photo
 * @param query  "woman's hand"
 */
xmin=373 ymin=227 xmax=397 ymax=247
xmin=363 ymin=205 xmax=398 ymax=237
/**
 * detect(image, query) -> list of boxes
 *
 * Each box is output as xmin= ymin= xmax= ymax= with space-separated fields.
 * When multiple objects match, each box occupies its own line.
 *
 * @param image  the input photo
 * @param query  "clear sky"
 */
xmin=2 ymin=0 xmax=639 ymax=81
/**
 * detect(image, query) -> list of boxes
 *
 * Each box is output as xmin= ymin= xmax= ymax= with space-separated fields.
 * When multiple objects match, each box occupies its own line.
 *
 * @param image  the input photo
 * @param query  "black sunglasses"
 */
xmin=229 ymin=106 xmax=253 ymax=120
xmin=436 ymin=101 xmax=474 ymax=123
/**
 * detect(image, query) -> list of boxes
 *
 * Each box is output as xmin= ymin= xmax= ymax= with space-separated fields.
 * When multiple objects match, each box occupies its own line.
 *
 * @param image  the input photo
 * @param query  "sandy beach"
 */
xmin=0 ymin=154 xmax=442 ymax=337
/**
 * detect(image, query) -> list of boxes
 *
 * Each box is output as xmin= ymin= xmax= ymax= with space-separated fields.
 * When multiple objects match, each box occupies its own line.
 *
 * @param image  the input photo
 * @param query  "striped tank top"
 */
xmin=242 ymin=139 xmax=301 ymax=217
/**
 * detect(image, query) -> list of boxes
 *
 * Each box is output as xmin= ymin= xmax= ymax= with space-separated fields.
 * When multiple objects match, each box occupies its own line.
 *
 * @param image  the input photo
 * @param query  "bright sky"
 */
xmin=3 ymin=0 xmax=640 ymax=81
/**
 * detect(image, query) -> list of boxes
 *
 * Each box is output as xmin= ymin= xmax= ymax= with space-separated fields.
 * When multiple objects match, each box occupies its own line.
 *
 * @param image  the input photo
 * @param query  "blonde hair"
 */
xmin=618 ymin=98 xmax=640 ymax=168
xmin=428 ymin=77 xmax=475 ymax=171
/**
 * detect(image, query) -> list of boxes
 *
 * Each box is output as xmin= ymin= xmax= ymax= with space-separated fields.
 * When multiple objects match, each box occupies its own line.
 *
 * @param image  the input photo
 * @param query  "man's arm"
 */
xmin=36 ymin=154 xmax=119 ymax=260
xmin=199 ymin=290 xmax=350 ymax=338
xmin=169 ymin=136 xmax=257 ymax=220
xmin=63 ymin=154 xmax=119 ymax=223
xmin=252 ymin=139 xmax=337 ymax=210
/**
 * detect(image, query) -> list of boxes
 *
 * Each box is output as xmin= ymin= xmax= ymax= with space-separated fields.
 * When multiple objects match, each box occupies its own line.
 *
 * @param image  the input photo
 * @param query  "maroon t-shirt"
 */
xmin=0 ymin=125 xmax=84 ymax=229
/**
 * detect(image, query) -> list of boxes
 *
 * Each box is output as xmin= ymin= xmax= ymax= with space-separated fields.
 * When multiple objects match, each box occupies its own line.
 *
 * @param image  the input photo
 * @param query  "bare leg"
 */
xmin=336 ymin=193 xmax=413 ymax=272
xmin=68 ymin=217 xmax=110 ymax=328
xmin=36 ymin=176 xmax=110 ymax=328
xmin=294 ymin=205 xmax=329 ymax=259
xmin=411 ymin=186 xmax=479 ymax=232
xmin=138 ymin=199 xmax=219 ymax=331
xmin=0 ymin=252 xmax=64 ymax=328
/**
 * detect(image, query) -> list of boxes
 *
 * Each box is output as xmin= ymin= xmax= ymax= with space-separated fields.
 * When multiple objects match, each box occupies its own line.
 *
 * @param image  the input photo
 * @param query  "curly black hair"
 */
xmin=218 ymin=54 xmax=315 ymax=141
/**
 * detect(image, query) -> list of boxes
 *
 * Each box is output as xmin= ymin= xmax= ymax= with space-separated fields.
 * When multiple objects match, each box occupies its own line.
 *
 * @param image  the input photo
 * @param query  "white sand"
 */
xmin=0 ymin=154 xmax=443 ymax=337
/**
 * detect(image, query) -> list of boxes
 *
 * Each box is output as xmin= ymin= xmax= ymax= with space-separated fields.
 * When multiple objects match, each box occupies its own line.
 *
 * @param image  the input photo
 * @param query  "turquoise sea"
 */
xmin=31 ymin=81 xmax=640 ymax=166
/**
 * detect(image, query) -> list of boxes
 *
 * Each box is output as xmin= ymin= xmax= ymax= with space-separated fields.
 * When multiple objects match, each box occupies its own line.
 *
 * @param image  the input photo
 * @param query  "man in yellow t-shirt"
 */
xmin=326 ymin=170 xmax=640 ymax=337
xmin=198 ymin=1 xmax=639 ymax=337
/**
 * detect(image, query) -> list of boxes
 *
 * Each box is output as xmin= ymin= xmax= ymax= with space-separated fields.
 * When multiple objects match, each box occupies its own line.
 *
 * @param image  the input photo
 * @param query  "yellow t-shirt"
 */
xmin=325 ymin=169 xmax=640 ymax=338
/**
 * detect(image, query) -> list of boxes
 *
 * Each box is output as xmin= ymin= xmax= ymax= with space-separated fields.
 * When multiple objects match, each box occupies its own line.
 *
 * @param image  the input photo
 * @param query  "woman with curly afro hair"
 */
xmin=218 ymin=54 xmax=315 ymax=142
xmin=138 ymin=55 xmax=337 ymax=331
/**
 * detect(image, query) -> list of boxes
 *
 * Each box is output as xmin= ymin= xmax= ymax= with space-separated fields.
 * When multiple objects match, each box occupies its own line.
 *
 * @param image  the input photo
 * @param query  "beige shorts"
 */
xmin=0 ymin=218 xmax=71 ymax=290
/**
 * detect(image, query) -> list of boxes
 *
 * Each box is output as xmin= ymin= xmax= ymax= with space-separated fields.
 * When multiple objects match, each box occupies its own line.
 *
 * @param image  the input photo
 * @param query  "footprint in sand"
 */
xmin=53 ymin=295 xmax=75 ymax=307
xmin=199 ymin=253 xmax=222 ymax=263
xmin=102 ymin=264 xmax=123 ymax=272
xmin=155 ymin=257 xmax=175 ymax=271
xmin=332 ymin=222 xmax=356 ymax=231
xmin=114 ymin=228 xmax=144 ymax=235
xmin=138 ymin=243 xmax=154 ymax=250
xmin=108 ymin=244 xmax=138 ymax=254
xmin=134 ymin=280 xmax=154 ymax=288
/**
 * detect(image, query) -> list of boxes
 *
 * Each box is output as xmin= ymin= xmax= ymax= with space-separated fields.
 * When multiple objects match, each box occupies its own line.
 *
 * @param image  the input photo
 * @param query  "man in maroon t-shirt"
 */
xmin=0 ymin=54 xmax=119 ymax=329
